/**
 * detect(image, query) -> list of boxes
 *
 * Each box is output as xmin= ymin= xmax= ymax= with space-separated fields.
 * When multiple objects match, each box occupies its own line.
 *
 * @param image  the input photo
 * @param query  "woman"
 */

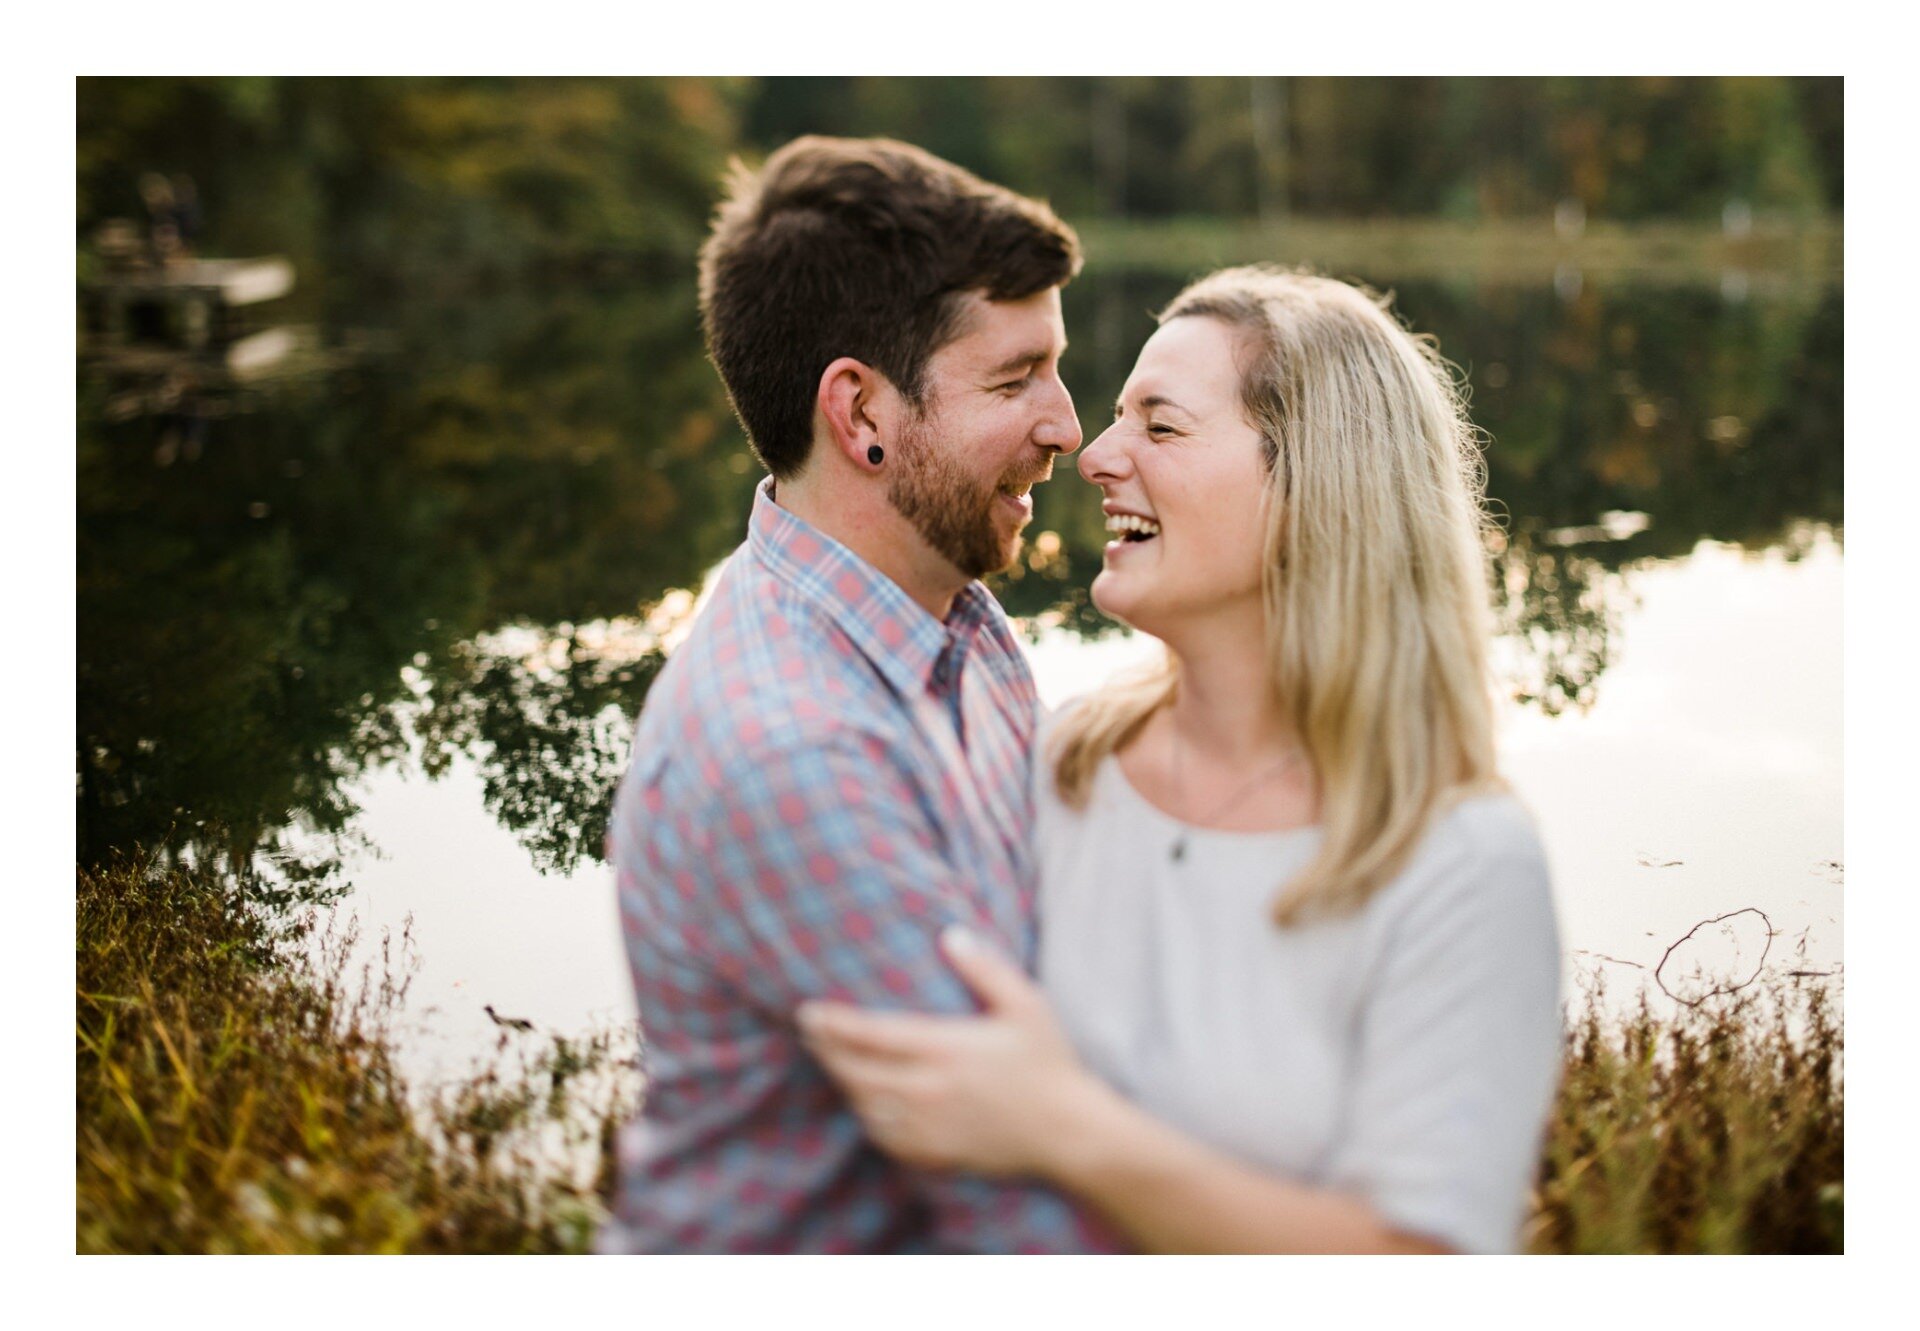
xmin=797 ymin=267 xmax=1563 ymax=1254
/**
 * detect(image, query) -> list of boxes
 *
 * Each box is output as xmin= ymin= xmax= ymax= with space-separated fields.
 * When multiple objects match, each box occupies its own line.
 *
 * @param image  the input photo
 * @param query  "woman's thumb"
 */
xmin=939 ymin=925 xmax=1034 ymax=1013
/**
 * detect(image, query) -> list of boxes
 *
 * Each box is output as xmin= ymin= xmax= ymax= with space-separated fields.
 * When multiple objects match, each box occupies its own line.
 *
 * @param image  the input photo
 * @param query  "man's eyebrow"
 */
xmin=985 ymin=344 xmax=1065 ymax=378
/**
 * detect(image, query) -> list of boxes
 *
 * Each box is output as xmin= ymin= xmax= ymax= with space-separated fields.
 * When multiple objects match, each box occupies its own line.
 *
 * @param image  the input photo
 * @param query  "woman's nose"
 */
xmin=1079 ymin=423 xmax=1130 ymax=485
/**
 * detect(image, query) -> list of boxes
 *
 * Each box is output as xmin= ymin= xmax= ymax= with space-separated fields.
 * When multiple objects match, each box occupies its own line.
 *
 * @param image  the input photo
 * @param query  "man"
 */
xmin=599 ymin=137 xmax=1112 ymax=1253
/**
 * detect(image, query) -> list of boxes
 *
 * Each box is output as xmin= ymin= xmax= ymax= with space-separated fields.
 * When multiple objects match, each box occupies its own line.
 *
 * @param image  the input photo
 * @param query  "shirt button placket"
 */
xmin=932 ymin=637 xmax=965 ymax=741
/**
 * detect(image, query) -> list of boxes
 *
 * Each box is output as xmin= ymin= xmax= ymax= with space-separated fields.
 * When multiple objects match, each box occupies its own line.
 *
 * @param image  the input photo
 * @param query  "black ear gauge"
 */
xmin=867 ymin=445 xmax=885 ymax=466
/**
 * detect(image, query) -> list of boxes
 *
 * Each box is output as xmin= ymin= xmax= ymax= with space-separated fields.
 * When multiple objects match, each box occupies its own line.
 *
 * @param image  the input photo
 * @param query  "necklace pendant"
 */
xmin=1170 ymin=836 xmax=1187 ymax=863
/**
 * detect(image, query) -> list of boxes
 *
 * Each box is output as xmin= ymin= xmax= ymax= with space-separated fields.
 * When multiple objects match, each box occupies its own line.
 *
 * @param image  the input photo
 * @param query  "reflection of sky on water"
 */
xmin=1501 ymin=535 xmax=1842 ymax=999
xmin=332 ymin=535 xmax=1842 ymax=1088
xmin=322 ymin=759 xmax=632 ymax=1090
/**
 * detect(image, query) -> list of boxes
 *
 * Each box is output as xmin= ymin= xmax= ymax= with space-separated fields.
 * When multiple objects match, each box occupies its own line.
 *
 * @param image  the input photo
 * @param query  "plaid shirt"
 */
xmin=599 ymin=478 xmax=1115 ymax=1254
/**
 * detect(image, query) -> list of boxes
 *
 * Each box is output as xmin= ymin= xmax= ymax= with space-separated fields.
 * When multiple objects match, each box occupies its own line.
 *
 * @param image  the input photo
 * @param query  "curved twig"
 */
xmin=1654 ymin=907 xmax=1774 ymax=1007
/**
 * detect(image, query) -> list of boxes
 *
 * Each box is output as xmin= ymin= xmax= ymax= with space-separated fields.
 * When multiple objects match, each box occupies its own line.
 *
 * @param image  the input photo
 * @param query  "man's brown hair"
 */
xmin=697 ymin=136 xmax=1083 ymax=480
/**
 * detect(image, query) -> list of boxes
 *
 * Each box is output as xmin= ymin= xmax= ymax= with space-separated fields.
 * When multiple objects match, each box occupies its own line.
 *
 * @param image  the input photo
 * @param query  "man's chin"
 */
xmin=953 ymin=539 xmax=1019 ymax=582
xmin=977 ymin=509 xmax=1026 ymax=577
xmin=984 ymin=534 xmax=1024 ymax=578
xmin=940 ymin=507 xmax=1024 ymax=581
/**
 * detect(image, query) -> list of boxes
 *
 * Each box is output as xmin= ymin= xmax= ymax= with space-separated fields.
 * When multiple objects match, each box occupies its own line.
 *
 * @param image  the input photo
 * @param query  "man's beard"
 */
xmin=887 ymin=414 xmax=1043 ymax=580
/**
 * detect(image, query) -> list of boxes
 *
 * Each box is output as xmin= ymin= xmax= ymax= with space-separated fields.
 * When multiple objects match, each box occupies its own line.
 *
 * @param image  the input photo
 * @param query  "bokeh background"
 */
xmin=76 ymin=74 xmax=1842 ymax=1110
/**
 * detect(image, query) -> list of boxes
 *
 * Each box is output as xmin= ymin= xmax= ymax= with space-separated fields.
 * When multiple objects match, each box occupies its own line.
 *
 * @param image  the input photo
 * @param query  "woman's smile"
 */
xmin=1102 ymin=511 xmax=1162 ymax=559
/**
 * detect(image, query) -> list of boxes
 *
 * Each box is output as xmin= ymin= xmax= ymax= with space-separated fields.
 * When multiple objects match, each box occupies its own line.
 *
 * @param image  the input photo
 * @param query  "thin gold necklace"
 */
xmin=1166 ymin=715 xmax=1305 ymax=862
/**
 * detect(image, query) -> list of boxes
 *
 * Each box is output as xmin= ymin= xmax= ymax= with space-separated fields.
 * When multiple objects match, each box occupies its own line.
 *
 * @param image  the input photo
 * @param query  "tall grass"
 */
xmin=78 ymin=856 xmax=1841 ymax=1253
xmin=1528 ymin=972 xmax=1843 ymax=1253
xmin=76 ymin=853 xmax=635 ymax=1254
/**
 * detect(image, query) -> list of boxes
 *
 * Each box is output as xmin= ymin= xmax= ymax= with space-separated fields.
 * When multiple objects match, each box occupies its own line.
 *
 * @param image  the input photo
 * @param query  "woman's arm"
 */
xmin=798 ymin=927 xmax=1450 ymax=1254
xmin=1043 ymin=1072 xmax=1449 ymax=1254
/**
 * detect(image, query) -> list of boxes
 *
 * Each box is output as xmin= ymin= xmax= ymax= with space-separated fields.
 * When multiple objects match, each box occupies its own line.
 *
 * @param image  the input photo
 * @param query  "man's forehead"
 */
xmin=943 ymin=288 xmax=1066 ymax=366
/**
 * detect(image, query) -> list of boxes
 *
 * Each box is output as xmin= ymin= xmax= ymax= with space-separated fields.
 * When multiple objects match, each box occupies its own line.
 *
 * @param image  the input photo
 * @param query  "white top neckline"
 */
xmin=1099 ymin=753 xmax=1323 ymax=845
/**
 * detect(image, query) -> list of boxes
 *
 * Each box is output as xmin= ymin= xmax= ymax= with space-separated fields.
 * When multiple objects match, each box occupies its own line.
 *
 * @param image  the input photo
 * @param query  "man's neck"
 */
xmin=774 ymin=476 xmax=967 ymax=622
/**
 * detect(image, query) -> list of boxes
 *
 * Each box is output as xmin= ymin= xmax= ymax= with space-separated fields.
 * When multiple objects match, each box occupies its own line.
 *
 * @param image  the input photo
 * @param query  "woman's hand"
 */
xmin=796 ymin=926 xmax=1100 ymax=1178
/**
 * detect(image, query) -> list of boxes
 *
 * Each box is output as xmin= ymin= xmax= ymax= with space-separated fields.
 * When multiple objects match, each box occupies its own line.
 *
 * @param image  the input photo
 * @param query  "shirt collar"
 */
xmin=747 ymin=476 xmax=995 ymax=696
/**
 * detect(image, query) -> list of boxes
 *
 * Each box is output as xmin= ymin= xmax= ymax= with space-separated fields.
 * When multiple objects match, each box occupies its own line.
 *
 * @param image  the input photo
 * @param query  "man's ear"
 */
xmin=815 ymin=357 xmax=893 ymax=469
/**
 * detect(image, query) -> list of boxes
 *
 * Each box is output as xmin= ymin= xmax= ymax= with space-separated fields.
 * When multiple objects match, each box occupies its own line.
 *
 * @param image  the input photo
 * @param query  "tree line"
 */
xmin=78 ymin=77 xmax=1841 ymax=282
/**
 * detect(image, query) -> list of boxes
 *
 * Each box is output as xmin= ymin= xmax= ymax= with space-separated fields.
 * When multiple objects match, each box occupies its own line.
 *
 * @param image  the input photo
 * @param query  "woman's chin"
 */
xmin=1089 ymin=573 xmax=1147 ymax=632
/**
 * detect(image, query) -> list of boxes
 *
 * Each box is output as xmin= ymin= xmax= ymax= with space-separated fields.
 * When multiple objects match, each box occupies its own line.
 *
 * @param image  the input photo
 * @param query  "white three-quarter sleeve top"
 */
xmin=1035 ymin=741 xmax=1564 ymax=1254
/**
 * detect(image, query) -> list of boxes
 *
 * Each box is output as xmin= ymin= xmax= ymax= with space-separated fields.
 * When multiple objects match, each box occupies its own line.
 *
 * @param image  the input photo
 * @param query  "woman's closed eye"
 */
xmin=1113 ymin=402 xmax=1178 ymax=439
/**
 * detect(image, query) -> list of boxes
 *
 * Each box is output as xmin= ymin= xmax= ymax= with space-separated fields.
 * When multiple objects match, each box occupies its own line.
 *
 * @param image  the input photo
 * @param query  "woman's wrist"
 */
xmin=1032 ymin=1065 xmax=1135 ymax=1188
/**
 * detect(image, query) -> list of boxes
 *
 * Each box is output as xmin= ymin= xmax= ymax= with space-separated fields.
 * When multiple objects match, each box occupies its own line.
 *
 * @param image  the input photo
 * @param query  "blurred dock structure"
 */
xmin=79 ymin=218 xmax=363 ymax=425
xmin=81 ymin=212 xmax=303 ymax=378
xmin=84 ymin=255 xmax=295 ymax=355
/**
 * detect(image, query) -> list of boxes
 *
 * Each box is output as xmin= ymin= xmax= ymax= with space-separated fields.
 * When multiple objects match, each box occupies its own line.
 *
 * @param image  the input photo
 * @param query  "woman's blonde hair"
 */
xmin=1049 ymin=265 xmax=1502 ymax=927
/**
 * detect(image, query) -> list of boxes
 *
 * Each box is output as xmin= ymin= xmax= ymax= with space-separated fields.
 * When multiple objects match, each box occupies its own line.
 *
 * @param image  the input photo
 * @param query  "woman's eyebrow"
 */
xmin=1114 ymin=393 xmax=1192 ymax=416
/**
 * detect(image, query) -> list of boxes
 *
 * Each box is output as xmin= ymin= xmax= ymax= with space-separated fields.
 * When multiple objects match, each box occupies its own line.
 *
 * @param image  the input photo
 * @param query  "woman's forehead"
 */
xmin=1121 ymin=317 xmax=1244 ymax=405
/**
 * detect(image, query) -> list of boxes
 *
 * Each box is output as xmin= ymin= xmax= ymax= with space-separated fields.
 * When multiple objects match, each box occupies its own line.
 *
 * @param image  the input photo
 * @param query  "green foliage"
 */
xmin=80 ymin=77 xmax=1840 ymax=282
xmin=76 ymin=852 xmax=636 ymax=1253
xmin=740 ymin=77 xmax=1842 ymax=224
xmin=78 ymin=77 xmax=744 ymax=280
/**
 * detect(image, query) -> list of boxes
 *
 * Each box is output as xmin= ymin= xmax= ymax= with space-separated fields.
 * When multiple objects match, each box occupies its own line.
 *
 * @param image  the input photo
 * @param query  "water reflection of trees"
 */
xmin=410 ymin=631 xmax=663 ymax=877
xmin=1489 ymin=536 xmax=1630 ymax=716
xmin=76 ymin=390 xmax=471 ymax=896
xmin=76 ymin=267 xmax=1842 ymax=890
xmin=1055 ymin=274 xmax=1841 ymax=570
xmin=75 ymin=275 xmax=750 ymax=893
xmin=76 ymin=76 xmax=1844 ymax=894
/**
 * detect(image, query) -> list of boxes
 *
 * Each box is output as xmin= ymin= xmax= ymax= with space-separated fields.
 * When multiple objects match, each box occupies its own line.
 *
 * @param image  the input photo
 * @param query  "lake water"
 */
xmin=77 ymin=258 xmax=1843 ymax=1087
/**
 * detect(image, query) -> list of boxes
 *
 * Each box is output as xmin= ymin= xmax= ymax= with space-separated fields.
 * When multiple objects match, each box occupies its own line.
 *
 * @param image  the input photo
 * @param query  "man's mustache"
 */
xmin=1001 ymin=460 xmax=1055 ymax=491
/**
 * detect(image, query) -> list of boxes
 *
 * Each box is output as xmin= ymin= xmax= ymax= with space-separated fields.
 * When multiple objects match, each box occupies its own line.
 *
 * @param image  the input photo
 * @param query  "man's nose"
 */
xmin=1034 ymin=374 xmax=1082 ymax=455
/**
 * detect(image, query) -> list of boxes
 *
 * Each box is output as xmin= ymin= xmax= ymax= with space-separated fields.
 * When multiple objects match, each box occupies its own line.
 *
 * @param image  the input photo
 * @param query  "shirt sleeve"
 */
xmin=639 ymin=722 xmax=1108 ymax=1254
xmin=1320 ymin=811 xmax=1564 ymax=1254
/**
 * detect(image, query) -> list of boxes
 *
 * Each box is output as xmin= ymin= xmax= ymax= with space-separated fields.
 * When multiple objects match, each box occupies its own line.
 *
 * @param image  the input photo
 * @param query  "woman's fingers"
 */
xmin=806 ymin=1039 xmax=923 ymax=1098
xmin=796 ymin=1000 xmax=946 ymax=1059
xmin=806 ymin=1040 xmax=945 ymax=1159
xmin=940 ymin=925 xmax=1041 ymax=1015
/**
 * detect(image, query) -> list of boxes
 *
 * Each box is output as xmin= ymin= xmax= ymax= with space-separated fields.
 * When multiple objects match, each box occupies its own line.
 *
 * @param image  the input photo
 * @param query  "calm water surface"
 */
xmin=77 ymin=262 xmax=1843 ymax=1085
